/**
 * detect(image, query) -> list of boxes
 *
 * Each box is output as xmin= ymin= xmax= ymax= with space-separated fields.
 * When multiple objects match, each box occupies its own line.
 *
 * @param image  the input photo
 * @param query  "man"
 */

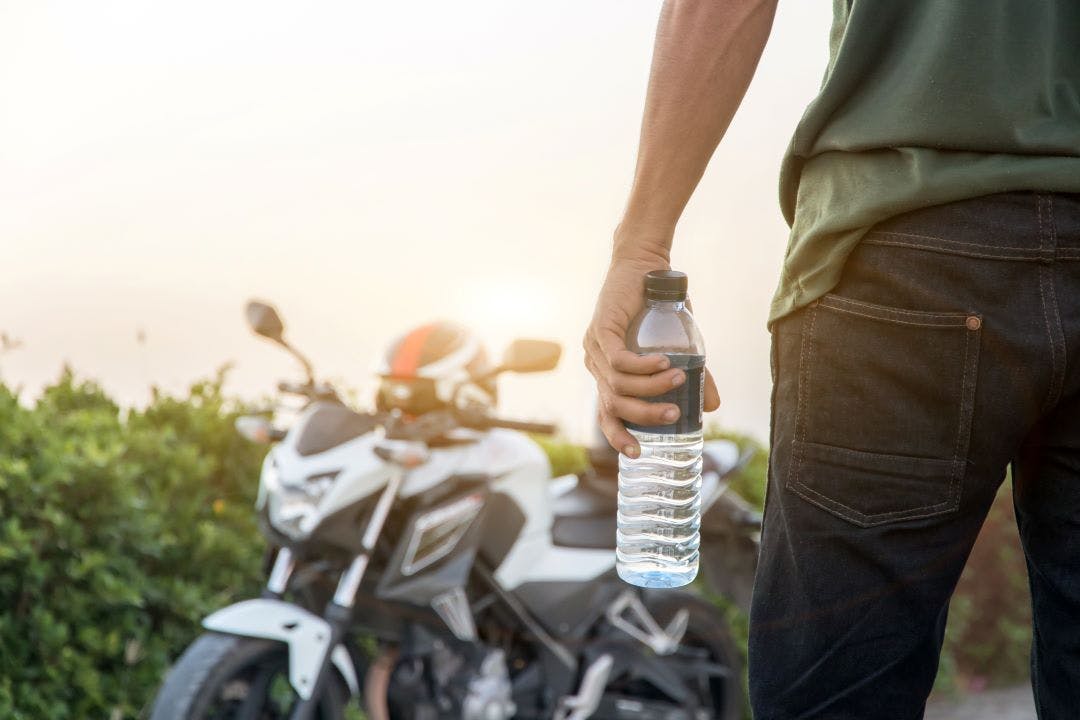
xmin=583 ymin=1 xmax=1080 ymax=717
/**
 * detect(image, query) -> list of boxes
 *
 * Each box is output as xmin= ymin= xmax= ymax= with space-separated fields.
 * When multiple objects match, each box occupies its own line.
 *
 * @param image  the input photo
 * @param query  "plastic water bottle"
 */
xmin=617 ymin=270 xmax=705 ymax=588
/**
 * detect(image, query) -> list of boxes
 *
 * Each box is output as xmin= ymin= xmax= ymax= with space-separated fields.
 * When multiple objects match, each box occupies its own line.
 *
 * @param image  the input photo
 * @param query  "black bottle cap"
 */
xmin=644 ymin=270 xmax=688 ymax=301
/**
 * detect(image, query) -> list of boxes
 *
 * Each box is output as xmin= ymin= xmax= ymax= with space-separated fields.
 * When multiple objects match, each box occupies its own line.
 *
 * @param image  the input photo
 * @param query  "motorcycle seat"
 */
xmin=551 ymin=469 xmax=617 ymax=550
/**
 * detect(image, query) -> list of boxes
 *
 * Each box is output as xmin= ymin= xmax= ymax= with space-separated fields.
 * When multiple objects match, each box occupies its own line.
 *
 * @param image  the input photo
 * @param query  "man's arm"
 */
xmin=585 ymin=0 xmax=778 ymax=457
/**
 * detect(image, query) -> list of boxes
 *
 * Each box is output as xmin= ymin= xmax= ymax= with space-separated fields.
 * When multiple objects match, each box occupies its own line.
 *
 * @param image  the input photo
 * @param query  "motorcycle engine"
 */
xmin=459 ymin=649 xmax=516 ymax=720
xmin=386 ymin=642 xmax=516 ymax=720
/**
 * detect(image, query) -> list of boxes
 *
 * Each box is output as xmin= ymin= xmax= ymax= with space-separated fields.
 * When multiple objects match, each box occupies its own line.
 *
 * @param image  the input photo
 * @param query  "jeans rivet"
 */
xmin=966 ymin=316 xmax=982 ymax=331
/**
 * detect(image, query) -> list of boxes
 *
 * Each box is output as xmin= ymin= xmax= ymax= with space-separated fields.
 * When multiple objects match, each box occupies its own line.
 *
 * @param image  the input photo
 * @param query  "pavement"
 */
xmin=924 ymin=684 xmax=1036 ymax=720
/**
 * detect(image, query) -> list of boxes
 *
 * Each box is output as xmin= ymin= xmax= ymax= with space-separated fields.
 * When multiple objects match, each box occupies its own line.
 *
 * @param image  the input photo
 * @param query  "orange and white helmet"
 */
xmin=376 ymin=321 xmax=496 ymax=415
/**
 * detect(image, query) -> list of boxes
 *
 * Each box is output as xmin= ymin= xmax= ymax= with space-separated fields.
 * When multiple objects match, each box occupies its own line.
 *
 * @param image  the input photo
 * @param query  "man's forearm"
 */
xmin=615 ymin=0 xmax=778 ymax=258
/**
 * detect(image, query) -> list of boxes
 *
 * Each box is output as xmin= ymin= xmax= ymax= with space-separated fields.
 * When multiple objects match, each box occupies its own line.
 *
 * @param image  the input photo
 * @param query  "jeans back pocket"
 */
xmin=787 ymin=294 xmax=982 ymax=527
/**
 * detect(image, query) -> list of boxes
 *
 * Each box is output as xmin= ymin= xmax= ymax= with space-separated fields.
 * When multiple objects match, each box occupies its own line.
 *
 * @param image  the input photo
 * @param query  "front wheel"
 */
xmin=150 ymin=632 xmax=350 ymax=720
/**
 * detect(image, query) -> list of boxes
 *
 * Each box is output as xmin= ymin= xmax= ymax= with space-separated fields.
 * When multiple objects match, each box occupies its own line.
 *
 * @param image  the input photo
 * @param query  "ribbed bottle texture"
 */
xmin=617 ymin=270 xmax=705 ymax=589
xmin=617 ymin=426 xmax=702 ymax=587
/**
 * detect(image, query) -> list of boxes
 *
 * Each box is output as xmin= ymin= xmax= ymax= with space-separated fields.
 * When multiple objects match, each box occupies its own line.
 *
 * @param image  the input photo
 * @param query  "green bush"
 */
xmin=528 ymin=433 xmax=589 ymax=477
xmin=0 ymin=368 xmax=267 ymax=719
xmin=703 ymin=427 xmax=768 ymax=510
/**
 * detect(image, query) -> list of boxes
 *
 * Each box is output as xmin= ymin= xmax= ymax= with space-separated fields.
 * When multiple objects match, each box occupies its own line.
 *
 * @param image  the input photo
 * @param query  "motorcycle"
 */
xmin=150 ymin=301 xmax=760 ymax=720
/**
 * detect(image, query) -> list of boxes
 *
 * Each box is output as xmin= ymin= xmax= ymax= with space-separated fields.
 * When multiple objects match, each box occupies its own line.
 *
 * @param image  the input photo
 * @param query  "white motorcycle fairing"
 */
xmin=202 ymin=599 xmax=360 ymax=699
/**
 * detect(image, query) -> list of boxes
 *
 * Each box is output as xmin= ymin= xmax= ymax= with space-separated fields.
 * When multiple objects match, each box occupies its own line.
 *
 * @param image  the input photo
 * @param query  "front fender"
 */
xmin=202 ymin=599 xmax=359 ymax=699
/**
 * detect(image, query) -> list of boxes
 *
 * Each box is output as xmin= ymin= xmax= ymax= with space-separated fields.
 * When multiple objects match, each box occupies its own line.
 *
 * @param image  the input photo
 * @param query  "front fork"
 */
xmin=280 ymin=470 xmax=404 ymax=720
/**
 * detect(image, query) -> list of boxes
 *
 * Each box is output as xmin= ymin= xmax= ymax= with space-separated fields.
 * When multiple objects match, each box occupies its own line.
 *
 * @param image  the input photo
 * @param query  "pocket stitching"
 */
xmin=818 ymin=295 xmax=975 ymax=327
xmin=789 ymin=302 xmax=818 ymax=517
xmin=789 ymin=472 xmax=959 ymax=527
xmin=786 ymin=294 xmax=979 ymax=527
xmin=793 ymin=478 xmax=957 ymax=518
xmin=791 ymin=488 xmax=958 ymax=527
xmin=789 ymin=440 xmax=963 ymax=526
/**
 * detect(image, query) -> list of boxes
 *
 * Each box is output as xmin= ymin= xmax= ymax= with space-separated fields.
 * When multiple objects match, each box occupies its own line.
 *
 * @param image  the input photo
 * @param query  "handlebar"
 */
xmin=454 ymin=407 xmax=556 ymax=435
xmin=384 ymin=407 xmax=557 ymax=442
xmin=471 ymin=416 xmax=557 ymax=435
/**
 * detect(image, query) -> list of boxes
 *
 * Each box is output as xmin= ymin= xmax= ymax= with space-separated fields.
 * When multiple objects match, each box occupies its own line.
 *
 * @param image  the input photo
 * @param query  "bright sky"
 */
xmin=0 ymin=1 xmax=831 ymax=444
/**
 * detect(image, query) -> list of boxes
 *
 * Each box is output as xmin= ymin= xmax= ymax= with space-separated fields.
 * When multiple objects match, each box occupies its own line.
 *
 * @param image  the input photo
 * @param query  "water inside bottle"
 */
xmin=617 ymin=353 xmax=704 ymax=588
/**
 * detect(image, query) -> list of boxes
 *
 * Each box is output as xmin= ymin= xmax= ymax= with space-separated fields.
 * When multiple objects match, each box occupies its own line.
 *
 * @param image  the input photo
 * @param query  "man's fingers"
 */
xmin=609 ymin=366 xmax=685 ymax=398
xmin=703 ymin=366 xmax=721 ymax=412
xmin=596 ymin=328 xmax=668 ymax=375
xmin=598 ymin=409 xmax=639 ymax=458
xmin=605 ymin=393 xmax=680 ymax=428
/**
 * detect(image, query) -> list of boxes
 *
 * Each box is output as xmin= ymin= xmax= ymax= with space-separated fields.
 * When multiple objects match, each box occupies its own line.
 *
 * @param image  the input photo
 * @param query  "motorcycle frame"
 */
xmin=205 ymin=468 xmax=405 ymax=720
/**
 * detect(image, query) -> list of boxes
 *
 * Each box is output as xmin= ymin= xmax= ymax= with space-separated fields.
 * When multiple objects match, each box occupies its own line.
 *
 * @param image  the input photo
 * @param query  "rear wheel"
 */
xmin=596 ymin=592 xmax=743 ymax=720
xmin=150 ymin=632 xmax=350 ymax=720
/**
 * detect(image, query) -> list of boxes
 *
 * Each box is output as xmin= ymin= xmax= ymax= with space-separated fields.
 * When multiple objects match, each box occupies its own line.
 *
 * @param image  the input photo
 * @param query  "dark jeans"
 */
xmin=749 ymin=192 xmax=1080 ymax=719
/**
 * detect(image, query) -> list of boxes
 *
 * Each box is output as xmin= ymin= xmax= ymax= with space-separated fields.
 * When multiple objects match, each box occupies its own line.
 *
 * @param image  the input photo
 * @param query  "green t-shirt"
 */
xmin=771 ymin=0 xmax=1080 ymax=324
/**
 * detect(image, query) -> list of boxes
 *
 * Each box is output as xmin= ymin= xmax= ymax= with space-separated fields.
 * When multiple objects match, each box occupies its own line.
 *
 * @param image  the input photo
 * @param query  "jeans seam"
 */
xmin=864 ymin=236 xmax=1045 ymax=262
xmin=1047 ymin=196 xmax=1066 ymax=407
xmin=1037 ymin=195 xmax=1066 ymax=412
xmin=819 ymin=296 xmax=974 ymax=327
xmin=760 ymin=327 xmax=781 ymax=542
xmin=788 ymin=303 xmax=818 ymax=507
xmin=949 ymin=321 xmax=980 ymax=510
xmin=864 ymin=232 xmax=1049 ymax=260
xmin=866 ymin=230 xmax=1047 ymax=253
xmin=955 ymin=326 xmax=972 ymax=462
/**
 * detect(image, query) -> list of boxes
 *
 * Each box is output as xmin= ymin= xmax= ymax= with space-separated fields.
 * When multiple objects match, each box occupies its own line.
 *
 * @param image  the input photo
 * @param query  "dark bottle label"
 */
xmin=624 ymin=353 xmax=705 ymax=435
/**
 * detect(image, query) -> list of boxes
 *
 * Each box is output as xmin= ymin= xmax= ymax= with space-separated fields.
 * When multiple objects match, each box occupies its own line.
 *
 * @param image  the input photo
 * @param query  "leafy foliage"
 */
xmin=703 ymin=426 xmax=768 ymax=510
xmin=528 ymin=433 xmax=589 ymax=477
xmin=0 ymin=369 xmax=266 ymax=719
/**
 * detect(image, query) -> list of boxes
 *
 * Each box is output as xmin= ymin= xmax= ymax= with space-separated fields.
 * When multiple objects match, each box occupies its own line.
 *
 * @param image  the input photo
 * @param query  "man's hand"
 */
xmin=584 ymin=0 xmax=776 ymax=455
xmin=584 ymin=232 xmax=720 ymax=458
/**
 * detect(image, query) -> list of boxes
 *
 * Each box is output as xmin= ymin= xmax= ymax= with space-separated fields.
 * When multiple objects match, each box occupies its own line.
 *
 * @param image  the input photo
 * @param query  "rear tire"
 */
xmin=594 ymin=591 xmax=743 ymax=720
xmin=646 ymin=591 xmax=743 ymax=720
xmin=150 ymin=632 xmax=349 ymax=720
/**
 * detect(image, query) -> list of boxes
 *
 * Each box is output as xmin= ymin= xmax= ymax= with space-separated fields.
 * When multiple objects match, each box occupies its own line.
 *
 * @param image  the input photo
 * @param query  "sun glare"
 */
xmin=451 ymin=277 xmax=561 ymax=349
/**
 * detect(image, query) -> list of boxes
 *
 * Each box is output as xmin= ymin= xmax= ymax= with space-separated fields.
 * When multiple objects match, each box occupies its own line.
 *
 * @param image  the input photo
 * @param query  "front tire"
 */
xmin=150 ymin=632 xmax=349 ymax=720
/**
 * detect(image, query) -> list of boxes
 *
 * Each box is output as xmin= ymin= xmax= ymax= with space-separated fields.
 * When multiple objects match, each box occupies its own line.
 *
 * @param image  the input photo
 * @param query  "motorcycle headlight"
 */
xmin=264 ymin=465 xmax=337 ymax=540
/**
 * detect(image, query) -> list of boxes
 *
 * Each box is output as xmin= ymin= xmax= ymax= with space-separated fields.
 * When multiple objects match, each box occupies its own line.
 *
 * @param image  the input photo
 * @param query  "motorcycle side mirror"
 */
xmin=244 ymin=299 xmax=316 ymax=385
xmin=245 ymin=300 xmax=286 ymax=344
xmin=500 ymin=339 xmax=562 ymax=374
